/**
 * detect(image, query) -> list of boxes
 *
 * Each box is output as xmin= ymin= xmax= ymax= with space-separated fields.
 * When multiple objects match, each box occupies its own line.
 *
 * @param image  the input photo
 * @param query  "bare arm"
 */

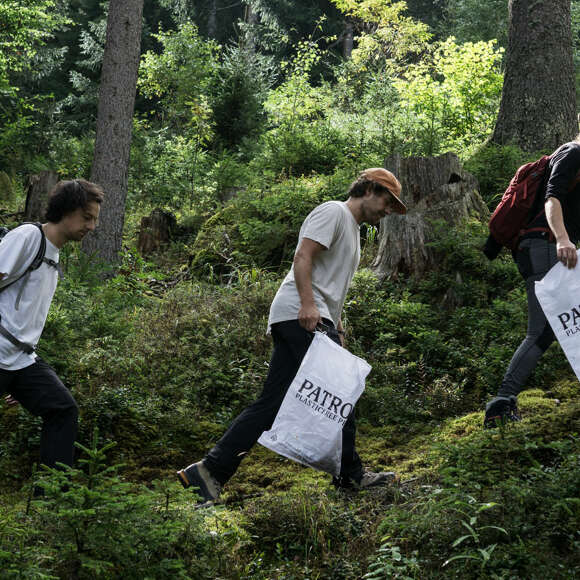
xmin=545 ymin=197 xmax=577 ymax=268
xmin=294 ymin=238 xmax=325 ymax=331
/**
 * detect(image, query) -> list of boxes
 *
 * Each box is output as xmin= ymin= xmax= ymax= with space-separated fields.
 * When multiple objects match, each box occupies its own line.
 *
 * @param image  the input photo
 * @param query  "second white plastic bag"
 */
xmin=535 ymin=249 xmax=580 ymax=382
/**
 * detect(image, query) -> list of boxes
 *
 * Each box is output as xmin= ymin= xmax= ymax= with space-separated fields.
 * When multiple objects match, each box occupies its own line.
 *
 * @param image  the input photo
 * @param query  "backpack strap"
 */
xmin=0 ymin=222 xmax=59 ymax=294
xmin=0 ymin=315 xmax=35 ymax=354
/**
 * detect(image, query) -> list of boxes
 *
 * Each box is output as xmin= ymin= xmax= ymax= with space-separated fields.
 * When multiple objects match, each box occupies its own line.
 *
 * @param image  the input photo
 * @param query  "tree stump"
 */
xmin=0 ymin=172 xmax=14 ymax=203
xmin=137 ymin=209 xmax=176 ymax=255
xmin=24 ymin=171 xmax=58 ymax=222
xmin=372 ymin=152 xmax=488 ymax=281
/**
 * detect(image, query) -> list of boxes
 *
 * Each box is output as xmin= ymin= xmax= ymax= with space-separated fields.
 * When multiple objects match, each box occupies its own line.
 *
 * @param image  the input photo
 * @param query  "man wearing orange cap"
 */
xmin=177 ymin=168 xmax=407 ymax=503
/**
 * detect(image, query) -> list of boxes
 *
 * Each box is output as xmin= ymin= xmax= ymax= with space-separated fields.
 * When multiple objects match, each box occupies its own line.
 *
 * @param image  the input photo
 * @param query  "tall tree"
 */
xmin=83 ymin=0 xmax=144 ymax=263
xmin=492 ymin=0 xmax=577 ymax=151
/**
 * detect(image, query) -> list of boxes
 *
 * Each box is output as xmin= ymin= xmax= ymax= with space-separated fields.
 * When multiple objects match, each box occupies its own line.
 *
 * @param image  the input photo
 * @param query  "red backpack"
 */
xmin=488 ymin=155 xmax=551 ymax=251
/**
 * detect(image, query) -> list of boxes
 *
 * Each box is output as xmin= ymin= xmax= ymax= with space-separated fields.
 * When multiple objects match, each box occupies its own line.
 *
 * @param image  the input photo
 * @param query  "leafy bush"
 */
xmin=1 ymin=433 xmax=229 ymax=579
xmin=189 ymin=172 xmax=351 ymax=275
xmin=392 ymin=37 xmax=504 ymax=156
xmin=256 ymin=119 xmax=353 ymax=177
xmin=210 ymin=44 xmax=276 ymax=150
xmin=464 ymin=142 xmax=545 ymax=208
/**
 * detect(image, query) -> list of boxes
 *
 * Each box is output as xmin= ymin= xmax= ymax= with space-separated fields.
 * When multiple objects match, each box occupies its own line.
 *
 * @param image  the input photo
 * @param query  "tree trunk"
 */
xmin=24 ymin=171 xmax=58 ymax=222
xmin=243 ymin=4 xmax=258 ymax=52
xmin=137 ymin=209 xmax=176 ymax=255
xmin=372 ymin=153 xmax=488 ymax=281
xmin=343 ymin=21 xmax=354 ymax=59
xmin=207 ymin=0 xmax=217 ymax=39
xmin=83 ymin=0 xmax=144 ymax=263
xmin=492 ymin=0 xmax=577 ymax=151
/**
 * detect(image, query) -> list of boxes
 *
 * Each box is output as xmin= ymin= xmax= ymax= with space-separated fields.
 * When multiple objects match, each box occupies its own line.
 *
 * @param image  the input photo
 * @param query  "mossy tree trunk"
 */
xmin=372 ymin=153 xmax=488 ymax=281
xmin=491 ymin=0 xmax=577 ymax=151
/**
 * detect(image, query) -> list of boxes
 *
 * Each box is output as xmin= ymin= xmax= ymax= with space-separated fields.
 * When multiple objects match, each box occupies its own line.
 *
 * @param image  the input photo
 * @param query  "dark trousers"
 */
xmin=205 ymin=320 xmax=363 ymax=485
xmin=498 ymin=238 xmax=557 ymax=398
xmin=0 ymin=358 xmax=78 ymax=468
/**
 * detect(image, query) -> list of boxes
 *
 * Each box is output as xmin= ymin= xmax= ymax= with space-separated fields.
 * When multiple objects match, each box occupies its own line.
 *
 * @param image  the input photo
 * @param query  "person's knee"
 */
xmin=43 ymin=393 xmax=79 ymax=423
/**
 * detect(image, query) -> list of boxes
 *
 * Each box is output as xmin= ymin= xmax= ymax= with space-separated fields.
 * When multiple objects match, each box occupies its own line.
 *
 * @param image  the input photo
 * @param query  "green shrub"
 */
xmin=189 ymin=172 xmax=350 ymax=276
xmin=255 ymin=119 xmax=353 ymax=177
xmin=464 ymin=142 xmax=546 ymax=208
xmin=0 ymin=433 xmax=229 ymax=579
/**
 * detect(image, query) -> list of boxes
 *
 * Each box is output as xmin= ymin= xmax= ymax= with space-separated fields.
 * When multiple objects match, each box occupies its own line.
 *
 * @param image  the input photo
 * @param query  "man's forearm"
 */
xmin=294 ymin=253 xmax=315 ymax=307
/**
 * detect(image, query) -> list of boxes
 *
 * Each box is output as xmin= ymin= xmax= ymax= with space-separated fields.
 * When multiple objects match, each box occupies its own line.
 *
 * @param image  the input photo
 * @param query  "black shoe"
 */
xmin=333 ymin=470 xmax=399 ymax=490
xmin=177 ymin=461 xmax=222 ymax=503
xmin=483 ymin=396 xmax=521 ymax=429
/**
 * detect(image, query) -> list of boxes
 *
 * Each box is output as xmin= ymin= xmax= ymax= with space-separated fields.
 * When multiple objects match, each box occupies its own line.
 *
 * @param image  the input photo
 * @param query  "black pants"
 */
xmin=498 ymin=238 xmax=557 ymax=398
xmin=205 ymin=320 xmax=363 ymax=485
xmin=0 ymin=358 xmax=78 ymax=468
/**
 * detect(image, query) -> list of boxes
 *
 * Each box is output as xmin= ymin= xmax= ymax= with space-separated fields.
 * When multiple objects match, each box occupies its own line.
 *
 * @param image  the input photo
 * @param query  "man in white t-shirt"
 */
xmin=177 ymin=168 xmax=407 ymax=503
xmin=0 ymin=179 xmax=104 ymax=472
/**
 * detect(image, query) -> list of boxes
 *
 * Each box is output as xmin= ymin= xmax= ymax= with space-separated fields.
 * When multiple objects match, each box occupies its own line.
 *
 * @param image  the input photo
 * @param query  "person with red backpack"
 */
xmin=483 ymin=140 xmax=580 ymax=428
xmin=0 ymin=179 xmax=104 ymax=472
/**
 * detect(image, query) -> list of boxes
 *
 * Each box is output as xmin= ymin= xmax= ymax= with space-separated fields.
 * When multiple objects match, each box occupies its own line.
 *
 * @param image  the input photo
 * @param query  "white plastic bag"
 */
xmin=535 ymin=249 xmax=580 ymax=382
xmin=258 ymin=332 xmax=371 ymax=477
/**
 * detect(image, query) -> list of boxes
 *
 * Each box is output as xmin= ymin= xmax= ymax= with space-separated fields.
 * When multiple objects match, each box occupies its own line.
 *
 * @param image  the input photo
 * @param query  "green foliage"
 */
xmin=1 ymin=431 xmax=222 ymax=579
xmin=129 ymin=119 xmax=212 ymax=209
xmin=47 ymin=132 xmax=95 ymax=180
xmin=139 ymin=22 xmax=219 ymax=136
xmin=364 ymin=539 xmax=421 ymax=579
xmin=442 ymin=0 xmax=509 ymax=47
xmin=243 ymin=486 xmax=367 ymax=575
xmin=0 ymin=0 xmax=66 ymax=93
xmin=345 ymin=221 xmax=537 ymax=425
xmin=256 ymin=119 xmax=353 ymax=176
xmin=189 ymin=172 xmax=350 ymax=275
xmin=210 ymin=44 xmax=276 ymax=150
xmin=0 ymin=1 xmax=69 ymax=172
xmin=465 ymin=142 xmax=549 ymax=208
xmin=4 ymin=1 xmax=580 ymax=577
xmin=330 ymin=0 xmax=432 ymax=72
xmin=392 ymin=37 xmax=504 ymax=156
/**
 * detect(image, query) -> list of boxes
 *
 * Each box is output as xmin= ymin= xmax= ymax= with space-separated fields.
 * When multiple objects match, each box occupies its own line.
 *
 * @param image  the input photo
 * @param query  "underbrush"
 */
xmin=365 ymin=393 xmax=580 ymax=579
xmin=0 ymin=220 xmax=578 ymax=578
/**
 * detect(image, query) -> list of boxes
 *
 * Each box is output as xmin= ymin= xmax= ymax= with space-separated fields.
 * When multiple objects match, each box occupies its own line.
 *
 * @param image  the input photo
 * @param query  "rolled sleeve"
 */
xmin=300 ymin=203 xmax=341 ymax=249
xmin=545 ymin=143 xmax=580 ymax=202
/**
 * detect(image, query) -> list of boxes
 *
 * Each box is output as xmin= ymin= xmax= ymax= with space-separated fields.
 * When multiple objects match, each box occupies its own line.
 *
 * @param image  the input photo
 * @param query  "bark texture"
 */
xmin=24 ymin=171 xmax=58 ymax=222
xmin=207 ymin=0 xmax=217 ymax=39
xmin=372 ymin=153 xmax=488 ymax=280
xmin=137 ymin=209 xmax=176 ymax=255
xmin=492 ymin=0 xmax=577 ymax=151
xmin=83 ymin=0 xmax=144 ymax=263
xmin=343 ymin=22 xmax=354 ymax=59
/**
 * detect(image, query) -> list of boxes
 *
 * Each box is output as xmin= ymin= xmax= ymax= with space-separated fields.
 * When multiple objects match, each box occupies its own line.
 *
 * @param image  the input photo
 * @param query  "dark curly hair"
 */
xmin=347 ymin=177 xmax=392 ymax=198
xmin=45 ymin=179 xmax=105 ymax=223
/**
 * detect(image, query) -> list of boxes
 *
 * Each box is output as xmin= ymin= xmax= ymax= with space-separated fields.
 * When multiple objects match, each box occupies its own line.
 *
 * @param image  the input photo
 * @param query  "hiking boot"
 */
xmin=177 ymin=461 xmax=222 ymax=503
xmin=333 ymin=470 xmax=399 ymax=490
xmin=483 ymin=396 xmax=521 ymax=429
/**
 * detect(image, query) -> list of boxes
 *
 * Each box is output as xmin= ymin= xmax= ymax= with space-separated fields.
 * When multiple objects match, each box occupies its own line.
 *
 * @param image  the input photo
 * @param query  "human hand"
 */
xmin=556 ymin=239 xmax=577 ymax=269
xmin=298 ymin=304 xmax=321 ymax=331
xmin=4 ymin=395 xmax=19 ymax=407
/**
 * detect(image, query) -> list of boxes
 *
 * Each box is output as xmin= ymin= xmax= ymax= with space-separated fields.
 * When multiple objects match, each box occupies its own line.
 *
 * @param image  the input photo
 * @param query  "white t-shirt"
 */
xmin=268 ymin=201 xmax=360 ymax=331
xmin=0 ymin=224 xmax=60 ymax=370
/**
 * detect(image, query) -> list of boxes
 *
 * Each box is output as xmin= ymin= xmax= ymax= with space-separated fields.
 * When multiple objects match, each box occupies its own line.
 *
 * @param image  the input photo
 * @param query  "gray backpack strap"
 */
xmin=0 ymin=315 xmax=35 ymax=354
xmin=0 ymin=223 xmax=48 ymax=295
